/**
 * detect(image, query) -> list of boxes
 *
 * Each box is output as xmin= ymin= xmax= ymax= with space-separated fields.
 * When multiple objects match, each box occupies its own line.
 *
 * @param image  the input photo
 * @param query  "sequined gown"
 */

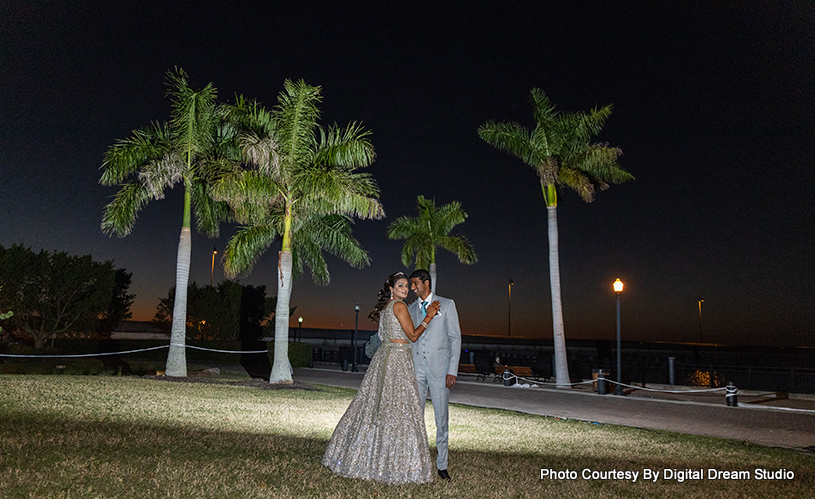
xmin=322 ymin=300 xmax=434 ymax=484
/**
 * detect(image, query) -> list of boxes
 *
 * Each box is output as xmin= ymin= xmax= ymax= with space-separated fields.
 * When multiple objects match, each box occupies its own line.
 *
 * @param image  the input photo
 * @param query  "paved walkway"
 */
xmin=294 ymin=366 xmax=815 ymax=452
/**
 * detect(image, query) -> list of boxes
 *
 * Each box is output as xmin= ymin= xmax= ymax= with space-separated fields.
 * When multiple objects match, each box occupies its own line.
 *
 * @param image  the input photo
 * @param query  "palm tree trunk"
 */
xmin=166 ymin=226 xmax=191 ymax=377
xmin=547 ymin=206 xmax=571 ymax=388
xmin=270 ymin=250 xmax=294 ymax=383
xmin=429 ymin=262 xmax=437 ymax=295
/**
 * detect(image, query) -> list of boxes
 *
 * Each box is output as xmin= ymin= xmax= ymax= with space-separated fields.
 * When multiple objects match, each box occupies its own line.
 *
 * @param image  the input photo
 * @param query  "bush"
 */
xmin=268 ymin=341 xmax=312 ymax=368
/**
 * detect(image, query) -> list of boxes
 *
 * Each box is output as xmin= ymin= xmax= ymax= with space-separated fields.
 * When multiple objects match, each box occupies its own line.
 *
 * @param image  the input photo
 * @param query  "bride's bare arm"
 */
xmin=393 ymin=300 xmax=440 ymax=342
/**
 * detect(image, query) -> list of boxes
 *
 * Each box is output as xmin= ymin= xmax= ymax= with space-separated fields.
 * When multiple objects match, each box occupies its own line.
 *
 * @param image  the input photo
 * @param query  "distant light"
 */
xmin=613 ymin=278 xmax=624 ymax=293
xmin=298 ymin=316 xmax=303 ymax=324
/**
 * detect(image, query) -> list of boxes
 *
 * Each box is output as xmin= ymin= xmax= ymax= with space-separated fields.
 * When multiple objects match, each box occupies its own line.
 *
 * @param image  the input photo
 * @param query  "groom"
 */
xmin=409 ymin=269 xmax=461 ymax=480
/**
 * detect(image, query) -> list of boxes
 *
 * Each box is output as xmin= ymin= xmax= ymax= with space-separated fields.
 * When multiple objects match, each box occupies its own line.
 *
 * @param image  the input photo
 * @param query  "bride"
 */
xmin=322 ymin=272 xmax=441 ymax=484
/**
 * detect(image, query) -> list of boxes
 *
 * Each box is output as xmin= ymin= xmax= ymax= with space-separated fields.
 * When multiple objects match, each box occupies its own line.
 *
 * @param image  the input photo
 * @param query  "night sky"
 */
xmin=2 ymin=2 xmax=813 ymax=346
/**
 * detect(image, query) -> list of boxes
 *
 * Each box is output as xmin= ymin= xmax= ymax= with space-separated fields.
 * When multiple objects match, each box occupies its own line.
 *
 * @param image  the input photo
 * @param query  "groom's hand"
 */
xmin=446 ymin=375 xmax=456 ymax=389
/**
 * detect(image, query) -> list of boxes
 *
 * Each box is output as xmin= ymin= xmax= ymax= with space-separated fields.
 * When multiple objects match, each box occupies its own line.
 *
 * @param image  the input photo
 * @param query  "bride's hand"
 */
xmin=427 ymin=300 xmax=441 ymax=317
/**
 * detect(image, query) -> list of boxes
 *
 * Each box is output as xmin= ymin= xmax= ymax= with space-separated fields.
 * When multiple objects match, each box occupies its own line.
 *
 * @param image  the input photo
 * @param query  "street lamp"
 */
xmin=613 ymin=278 xmax=625 ymax=396
xmin=210 ymin=246 xmax=217 ymax=286
xmin=698 ymin=296 xmax=704 ymax=343
xmin=352 ymin=304 xmax=359 ymax=372
xmin=298 ymin=316 xmax=303 ymax=343
xmin=508 ymin=279 xmax=514 ymax=337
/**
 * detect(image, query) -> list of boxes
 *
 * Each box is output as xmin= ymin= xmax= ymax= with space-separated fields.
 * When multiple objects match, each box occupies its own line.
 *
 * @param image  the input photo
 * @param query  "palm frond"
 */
xmin=438 ymin=235 xmax=478 ymax=264
xmin=292 ymin=237 xmax=329 ymax=284
xmin=477 ymin=121 xmax=534 ymax=164
xmin=435 ymin=200 xmax=467 ymax=235
xmin=556 ymin=168 xmax=596 ymax=202
xmin=222 ymin=225 xmax=278 ymax=278
xmin=101 ymin=180 xmax=152 ymax=237
xmin=166 ymin=68 xmax=219 ymax=160
xmin=386 ymin=216 xmax=422 ymax=240
xmin=100 ymin=122 xmax=173 ymax=185
xmin=317 ymin=215 xmax=370 ymax=268
xmin=191 ymin=179 xmax=232 ymax=237
xmin=314 ymin=122 xmax=376 ymax=169
xmin=275 ymin=80 xmax=322 ymax=170
xmin=529 ymin=88 xmax=558 ymax=127
xmin=398 ymin=234 xmax=428 ymax=268
xmin=137 ymin=151 xmax=186 ymax=198
xmin=298 ymin=168 xmax=384 ymax=220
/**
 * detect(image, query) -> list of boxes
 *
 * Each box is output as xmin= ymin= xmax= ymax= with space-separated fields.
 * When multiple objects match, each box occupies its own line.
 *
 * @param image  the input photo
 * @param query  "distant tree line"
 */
xmin=152 ymin=281 xmax=295 ymax=342
xmin=0 ymin=244 xmax=134 ymax=347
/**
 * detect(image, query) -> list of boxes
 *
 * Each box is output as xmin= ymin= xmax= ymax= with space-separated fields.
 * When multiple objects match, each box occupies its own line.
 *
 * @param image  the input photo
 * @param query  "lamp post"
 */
xmin=298 ymin=316 xmax=303 ymax=343
xmin=613 ymin=278 xmax=625 ymax=396
xmin=352 ymin=304 xmax=359 ymax=372
xmin=508 ymin=279 xmax=514 ymax=337
xmin=698 ymin=296 xmax=704 ymax=343
xmin=210 ymin=246 xmax=217 ymax=286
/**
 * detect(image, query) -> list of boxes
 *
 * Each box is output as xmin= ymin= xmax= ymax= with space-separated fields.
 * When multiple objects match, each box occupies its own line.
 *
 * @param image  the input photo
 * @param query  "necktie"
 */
xmin=420 ymin=301 xmax=427 ymax=315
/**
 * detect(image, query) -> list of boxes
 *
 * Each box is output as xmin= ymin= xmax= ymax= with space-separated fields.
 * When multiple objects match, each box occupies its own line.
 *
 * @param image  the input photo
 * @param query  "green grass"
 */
xmin=0 ymin=375 xmax=813 ymax=498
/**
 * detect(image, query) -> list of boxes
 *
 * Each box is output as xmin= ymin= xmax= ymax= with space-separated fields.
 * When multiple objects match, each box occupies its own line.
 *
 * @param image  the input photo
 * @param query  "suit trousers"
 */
xmin=415 ymin=355 xmax=449 ymax=470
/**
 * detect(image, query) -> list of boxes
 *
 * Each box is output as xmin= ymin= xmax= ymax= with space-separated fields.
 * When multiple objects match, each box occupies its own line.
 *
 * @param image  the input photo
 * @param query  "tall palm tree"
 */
xmin=386 ymin=195 xmax=477 ymax=294
xmin=478 ymin=88 xmax=633 ymax=388
xmin=213 ymin=80 xmax=383 ymax=383
xmin=99 ymin=69 xmax=233 ymax=377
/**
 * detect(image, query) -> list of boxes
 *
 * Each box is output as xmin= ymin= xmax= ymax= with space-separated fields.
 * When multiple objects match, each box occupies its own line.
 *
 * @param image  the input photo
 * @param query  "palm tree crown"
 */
xmin=386 ymin=195 xmax=477 ymax=294
xmin=478 ymin=88 xmax=632 ymax=207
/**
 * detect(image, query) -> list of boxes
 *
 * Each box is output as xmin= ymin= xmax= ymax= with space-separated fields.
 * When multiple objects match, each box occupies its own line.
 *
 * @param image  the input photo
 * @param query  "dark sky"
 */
xmin=1 ymin=1 xmax=813 ymax=346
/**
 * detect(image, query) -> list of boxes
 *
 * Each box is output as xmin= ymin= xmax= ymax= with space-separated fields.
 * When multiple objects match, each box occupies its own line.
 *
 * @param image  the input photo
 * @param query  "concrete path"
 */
xmin=294 ymin=367 xmax=815 ymax=452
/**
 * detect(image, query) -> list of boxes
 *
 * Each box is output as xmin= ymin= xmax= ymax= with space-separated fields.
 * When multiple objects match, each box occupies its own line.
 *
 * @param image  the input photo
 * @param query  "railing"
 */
xmin=603 ymin=362 xmax=815 ymax=394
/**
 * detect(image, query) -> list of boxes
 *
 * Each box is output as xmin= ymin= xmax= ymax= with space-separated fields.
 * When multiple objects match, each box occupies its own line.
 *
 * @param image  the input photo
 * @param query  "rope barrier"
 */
xmin=608 ymin=380 xmax=725 ymax=394
xmin=498 ymin=372 xmax=815 ymax=413
xmin=0 ymin=345 xmax=170 ymax=358
xmin=503 ymin=372 xmax=725 ymax=392
xmin=0 ymin=344 xmax=268 ymax=358
xmin=171 ymin=344 xmax=267 ymax=354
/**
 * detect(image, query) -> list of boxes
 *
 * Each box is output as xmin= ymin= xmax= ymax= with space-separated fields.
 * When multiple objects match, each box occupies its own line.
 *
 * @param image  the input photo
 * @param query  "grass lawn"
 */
xmin=0 ymin=373 xmax=813 ymax=498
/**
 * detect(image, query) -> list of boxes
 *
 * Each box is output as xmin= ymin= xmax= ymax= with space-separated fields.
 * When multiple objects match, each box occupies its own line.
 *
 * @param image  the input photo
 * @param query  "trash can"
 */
xmin=592 ymin=369 xmax=610 ymax=394
xmin=342 ymin=359 xmax=349 ymax=371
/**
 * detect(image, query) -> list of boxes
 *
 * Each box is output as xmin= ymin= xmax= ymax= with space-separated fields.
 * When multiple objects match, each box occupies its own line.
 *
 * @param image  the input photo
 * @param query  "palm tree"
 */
xmin=478 ymin=88 xmax=633 ymax=388
xmin=213 ymin=80 xmax=383 ymax=383
xmin=99 ymin=69 xmax=233 ymax=377
xmin=386 ymin=195 xmax=477 ymax=294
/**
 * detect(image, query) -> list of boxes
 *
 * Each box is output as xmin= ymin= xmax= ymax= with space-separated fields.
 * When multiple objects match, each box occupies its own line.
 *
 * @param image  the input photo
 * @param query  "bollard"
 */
xmin=725 ymin=382 xmax=738 ymax=407
xmin=668 ymin=356 xmax=676 ymax=385
xmin=597 ymin=373 xmax=607 ymax=395
xmin=342 ymin=359 xmax=349 ymax=372
xmin=503 ymin=369 xmax=515 ymax=386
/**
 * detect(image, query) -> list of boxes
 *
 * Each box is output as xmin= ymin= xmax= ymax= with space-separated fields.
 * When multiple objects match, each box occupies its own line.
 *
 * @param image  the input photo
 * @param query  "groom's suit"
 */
xmin=410 ymin=293 xmax=461 ymax=471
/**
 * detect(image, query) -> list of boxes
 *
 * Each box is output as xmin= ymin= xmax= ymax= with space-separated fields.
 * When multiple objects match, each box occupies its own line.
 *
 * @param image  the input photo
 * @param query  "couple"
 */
xmin=322 ymin=270 xmax=462 ymax=484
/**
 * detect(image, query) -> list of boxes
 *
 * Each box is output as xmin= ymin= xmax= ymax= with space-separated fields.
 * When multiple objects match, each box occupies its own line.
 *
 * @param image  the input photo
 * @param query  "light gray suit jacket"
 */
xmin=409 ymin=295 xmax=462 ymax=378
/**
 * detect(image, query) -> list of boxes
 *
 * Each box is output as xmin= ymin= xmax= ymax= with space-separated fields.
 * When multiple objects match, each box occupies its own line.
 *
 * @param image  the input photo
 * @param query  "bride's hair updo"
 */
xmin=368 ymin=272 xmax=409 ymax=323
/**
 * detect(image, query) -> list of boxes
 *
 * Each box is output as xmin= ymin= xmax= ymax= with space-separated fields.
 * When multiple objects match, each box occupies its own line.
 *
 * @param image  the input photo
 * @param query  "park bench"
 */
xmin=458 ymin=364 xmax=477 ymax=374
xmin=459 ymin=363 xmax=494 ymax=382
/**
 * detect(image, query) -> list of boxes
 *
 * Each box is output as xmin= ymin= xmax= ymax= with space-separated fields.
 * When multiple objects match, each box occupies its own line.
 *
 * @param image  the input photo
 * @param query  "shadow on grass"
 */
xmin=2 ymin=411 xmax=813 ymax=499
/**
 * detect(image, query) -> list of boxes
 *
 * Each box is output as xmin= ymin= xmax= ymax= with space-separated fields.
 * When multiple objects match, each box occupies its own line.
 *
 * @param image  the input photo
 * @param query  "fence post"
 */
xmin=726 ymin=382 xmax=738 ymax=407
xmin=668 ymin=357 xmax=676 ymax=385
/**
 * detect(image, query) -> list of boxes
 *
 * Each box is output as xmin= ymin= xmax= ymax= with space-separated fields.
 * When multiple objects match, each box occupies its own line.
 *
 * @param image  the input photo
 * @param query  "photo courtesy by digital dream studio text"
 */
xmin=540 ymin=468 xmax=796 ymax=483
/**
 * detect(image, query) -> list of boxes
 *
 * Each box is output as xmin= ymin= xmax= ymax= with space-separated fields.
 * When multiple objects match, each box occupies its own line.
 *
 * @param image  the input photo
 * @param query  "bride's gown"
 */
xmin=322 ymin=300 xmax=433 ymax=484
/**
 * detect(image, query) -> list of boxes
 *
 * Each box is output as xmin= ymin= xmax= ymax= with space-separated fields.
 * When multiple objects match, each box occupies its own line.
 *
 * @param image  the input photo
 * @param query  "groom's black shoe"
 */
xmin=437 ymin=469 xmax=450 ymax=480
